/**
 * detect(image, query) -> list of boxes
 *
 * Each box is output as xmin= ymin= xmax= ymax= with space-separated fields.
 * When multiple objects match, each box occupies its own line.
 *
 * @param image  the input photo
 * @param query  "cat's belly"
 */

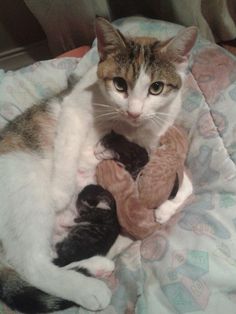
xmin=54 ymin=130 xmax=104 ymax=245
xmin=76 ymin=131 xmax=102 ymax=191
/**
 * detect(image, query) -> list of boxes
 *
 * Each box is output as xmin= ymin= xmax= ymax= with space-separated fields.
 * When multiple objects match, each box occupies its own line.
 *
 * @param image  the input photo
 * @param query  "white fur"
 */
xmin=107 ymin=235 xmax=134 ymax=259
xmin=63 ymin=256 xmax=115 ymax=277
xmin=0 ymin=66 xmax=114 ymax=310
xmin=0 ymin=151 xmax=112 ymax=310
xmin=128 ymin=67 xmax=151 ymax=116
xmin=155 ymin=171 xmax=193 ymax=223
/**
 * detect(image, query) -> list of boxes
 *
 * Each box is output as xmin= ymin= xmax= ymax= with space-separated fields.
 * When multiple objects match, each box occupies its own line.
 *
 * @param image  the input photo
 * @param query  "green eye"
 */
xmin=113 ymin=77 xmax=127 ymax=93
xmin=149 ymin=81 xmax=164 ymax=95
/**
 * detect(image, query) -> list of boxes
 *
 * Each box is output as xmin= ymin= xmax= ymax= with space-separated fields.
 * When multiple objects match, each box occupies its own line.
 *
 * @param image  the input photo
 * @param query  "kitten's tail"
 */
xmin=0 ymin=267 xmax=75 ymax=313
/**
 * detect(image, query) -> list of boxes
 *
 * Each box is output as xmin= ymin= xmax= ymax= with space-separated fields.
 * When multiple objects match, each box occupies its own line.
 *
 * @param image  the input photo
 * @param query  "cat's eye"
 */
xmin=113 ymin=77 xmax=127 ymax=93
xmin=149 ymin=81 xmax=164 ymax=95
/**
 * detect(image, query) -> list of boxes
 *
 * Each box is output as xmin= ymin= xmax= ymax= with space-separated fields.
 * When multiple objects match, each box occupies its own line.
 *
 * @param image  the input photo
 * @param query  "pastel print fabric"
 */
xmin=0 ymin=16 xmax=236 ymax=314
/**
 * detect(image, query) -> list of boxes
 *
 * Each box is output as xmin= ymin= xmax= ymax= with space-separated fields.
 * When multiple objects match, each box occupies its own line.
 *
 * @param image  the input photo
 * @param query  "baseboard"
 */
xmin=0 ymin=40 xmax=52 ymax=71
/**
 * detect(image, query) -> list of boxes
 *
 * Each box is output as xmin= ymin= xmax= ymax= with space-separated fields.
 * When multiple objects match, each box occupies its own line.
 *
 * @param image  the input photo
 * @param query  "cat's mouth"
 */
xmin=126 ymin=118 xmax=142 ymax=127
xmin=121 ymin=112 xmax=143 ymax=127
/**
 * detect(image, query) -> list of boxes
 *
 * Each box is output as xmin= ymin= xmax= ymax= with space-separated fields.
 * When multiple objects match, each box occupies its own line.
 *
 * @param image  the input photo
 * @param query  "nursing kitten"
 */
xmin=0 ymin=17 xmax=196 ymax=313
xmin=97 ymin=130 xmax=149 ymax=179
xmin=54 ymin=184 xmax=120 ymax=267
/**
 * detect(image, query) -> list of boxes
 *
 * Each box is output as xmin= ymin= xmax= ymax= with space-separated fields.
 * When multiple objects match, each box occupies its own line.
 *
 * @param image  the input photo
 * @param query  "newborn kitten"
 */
xmin=98 ymin=130 xmax=149 ymax=179
xmin=54 ymin=185 xmax=120 ymax=267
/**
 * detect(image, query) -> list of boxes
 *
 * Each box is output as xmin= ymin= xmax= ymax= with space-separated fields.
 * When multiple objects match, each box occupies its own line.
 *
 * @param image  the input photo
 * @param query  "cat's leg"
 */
xmin=54 ymin=205 xmax=77 ymax=235
xmin=51 ymin=105 xmax=92 ymax=212
xmin=107 ymin=235 xmax=134 ymax=259
xmin=63 ymin=256 xmax=115 ymax=277
xmin=0 ymin=153 xmax=111 ymax=311
xmin=155 ymin=171 xmax=193 ymax=224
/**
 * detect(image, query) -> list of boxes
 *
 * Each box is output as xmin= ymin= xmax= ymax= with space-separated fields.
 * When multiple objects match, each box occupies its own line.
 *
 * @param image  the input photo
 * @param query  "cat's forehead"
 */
xmin=98 ymin=36 xmax=182 ymax=89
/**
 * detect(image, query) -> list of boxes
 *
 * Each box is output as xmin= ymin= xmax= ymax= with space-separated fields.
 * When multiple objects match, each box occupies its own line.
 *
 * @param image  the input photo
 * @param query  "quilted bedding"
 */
xmin=0 ymin=17 xmax=236 ymax=314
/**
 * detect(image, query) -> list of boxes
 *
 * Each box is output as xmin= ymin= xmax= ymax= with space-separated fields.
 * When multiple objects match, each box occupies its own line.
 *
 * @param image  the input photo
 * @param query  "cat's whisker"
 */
xmin=95 ymin=112 xmax=120 ymax=125
xmin=156 ymin=113 xmax=173 ymax=123
xmin=149 ymin=117 xmax=163 ymax=129
xmin=152 ymin=115 xmax=168 ymax=125
xmin=145 ymin=112 xmax=176 ymax=120
xmin=156 ymin=112 xmax=176 ymax=118
xmin=93 ymin=102 xmax=111 ymax=108
xmin=151 ymin=116 xmax=174 ymax=131
xmin=95 ymin=110 xmax=120 ymax=118
xmin=93 ymin=103 xmax=120 ymax=113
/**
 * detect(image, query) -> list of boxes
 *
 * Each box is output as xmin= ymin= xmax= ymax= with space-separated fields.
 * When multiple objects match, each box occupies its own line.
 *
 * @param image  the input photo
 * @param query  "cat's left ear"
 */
xmin=161 ymin=26 xmax=198 ymax=64
xmin=95 ymin=17 xmax=127 ymax=60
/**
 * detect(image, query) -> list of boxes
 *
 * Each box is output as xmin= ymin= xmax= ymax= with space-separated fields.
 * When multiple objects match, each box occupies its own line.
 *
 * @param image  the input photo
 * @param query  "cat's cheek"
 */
xmin=108 ymin=90 xmax=128 ymax=109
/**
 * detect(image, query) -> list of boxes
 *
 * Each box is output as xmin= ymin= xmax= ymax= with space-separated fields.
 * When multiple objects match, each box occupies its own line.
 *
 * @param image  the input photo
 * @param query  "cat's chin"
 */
xmin=121 ymin=118 xmax=143 ymax=128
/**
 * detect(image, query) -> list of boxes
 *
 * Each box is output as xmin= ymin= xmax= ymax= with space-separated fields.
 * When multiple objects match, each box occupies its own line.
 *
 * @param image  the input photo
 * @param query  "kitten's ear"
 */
xmin=161 ymin=26 xmax=198 ymax=63
xmin=95 ymin=17 xmax=127 ymax=60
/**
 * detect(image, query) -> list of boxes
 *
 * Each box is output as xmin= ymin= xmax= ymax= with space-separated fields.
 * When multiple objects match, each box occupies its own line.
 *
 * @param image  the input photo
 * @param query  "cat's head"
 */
xmin=95 ymin=17 xmax=197 ymax=128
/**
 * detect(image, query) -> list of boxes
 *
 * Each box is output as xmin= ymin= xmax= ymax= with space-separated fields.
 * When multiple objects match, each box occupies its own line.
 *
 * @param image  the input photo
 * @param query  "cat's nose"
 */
xmin=127 ymin=111 xmax=141 ymax=119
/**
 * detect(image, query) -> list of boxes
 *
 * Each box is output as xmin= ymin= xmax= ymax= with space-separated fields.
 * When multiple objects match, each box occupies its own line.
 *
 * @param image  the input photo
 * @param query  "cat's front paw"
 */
xmin=65 ymin=256 xmax=115 ymax=278
xmin=86 ymin=256 xmax=115 ymax=278
xmin=77 ymin=277 xmax=112 ymax=310
xmin=155 ymin=200 xmax=177 ymax=224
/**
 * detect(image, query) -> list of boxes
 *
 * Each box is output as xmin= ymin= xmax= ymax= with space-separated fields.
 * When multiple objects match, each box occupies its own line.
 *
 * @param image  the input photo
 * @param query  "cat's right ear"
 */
xmin=95 ymin=17 xmax=127 ymax=60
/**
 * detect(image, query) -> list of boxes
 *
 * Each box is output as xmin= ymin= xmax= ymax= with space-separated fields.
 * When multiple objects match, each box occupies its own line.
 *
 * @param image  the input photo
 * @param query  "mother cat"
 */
xmin=0 ymin=18 xmax=196 ymax=312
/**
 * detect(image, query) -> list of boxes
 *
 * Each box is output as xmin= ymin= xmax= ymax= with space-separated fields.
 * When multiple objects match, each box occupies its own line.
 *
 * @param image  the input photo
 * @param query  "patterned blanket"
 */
xmin=0 ymin=16 xmax=236 ymax=314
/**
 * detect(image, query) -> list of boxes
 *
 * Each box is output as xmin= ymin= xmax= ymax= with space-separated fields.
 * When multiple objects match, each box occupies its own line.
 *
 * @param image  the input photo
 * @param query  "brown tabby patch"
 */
xmin=0 ymin=103 xmax=56 ymax=154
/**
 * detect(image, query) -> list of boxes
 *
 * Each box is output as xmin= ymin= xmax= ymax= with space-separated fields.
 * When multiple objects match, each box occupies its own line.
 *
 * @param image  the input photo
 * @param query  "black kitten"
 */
xmin=101 ymin=130 xmax=149 ymax=179
xmin=54 ymin=184 xmax=120 ymax=267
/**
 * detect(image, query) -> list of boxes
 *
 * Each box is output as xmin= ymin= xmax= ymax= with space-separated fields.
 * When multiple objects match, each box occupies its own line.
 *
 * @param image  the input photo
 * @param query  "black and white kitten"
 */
xmin=54 ymin=184 xmax=120 ymax=267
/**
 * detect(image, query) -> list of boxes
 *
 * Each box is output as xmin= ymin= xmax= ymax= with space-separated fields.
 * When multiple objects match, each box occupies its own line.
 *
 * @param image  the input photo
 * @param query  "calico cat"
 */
xmin=0 ymin=17 xmax=196 ymax=313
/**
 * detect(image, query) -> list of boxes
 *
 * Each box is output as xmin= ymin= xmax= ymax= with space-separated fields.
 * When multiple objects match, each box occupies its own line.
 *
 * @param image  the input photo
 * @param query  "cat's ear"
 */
xmin=95 ymin=17 xmax=127 ymax=60
xmin=161 ymin=26 xmax=198 ymax=63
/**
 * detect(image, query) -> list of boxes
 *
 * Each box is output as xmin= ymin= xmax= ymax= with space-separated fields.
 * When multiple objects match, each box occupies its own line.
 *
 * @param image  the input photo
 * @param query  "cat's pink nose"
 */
xmin=127 ymin=111 xmax=141 ymax=119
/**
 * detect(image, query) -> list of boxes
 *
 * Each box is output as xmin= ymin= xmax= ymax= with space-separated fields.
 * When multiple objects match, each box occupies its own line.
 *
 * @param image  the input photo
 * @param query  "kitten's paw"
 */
xmin=94 ymin=141 xmax=116 ymax=161
xmin=78 ymin=277 xmax=112 ymax=310
xmin=155 ymin=201 xmax=177 ymax=224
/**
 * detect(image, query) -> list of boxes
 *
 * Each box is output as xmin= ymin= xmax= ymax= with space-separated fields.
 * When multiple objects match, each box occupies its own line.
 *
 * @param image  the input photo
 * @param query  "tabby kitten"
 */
xmin=0 ymin=17 xmax=197 ymax=313
xmin=54 ymin=184 xmax=120 ymax=267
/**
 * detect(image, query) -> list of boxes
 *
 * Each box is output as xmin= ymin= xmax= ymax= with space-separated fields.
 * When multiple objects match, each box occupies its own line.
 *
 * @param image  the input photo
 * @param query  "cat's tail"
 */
xmin=0 ymin=267 xmax=75 ymax=313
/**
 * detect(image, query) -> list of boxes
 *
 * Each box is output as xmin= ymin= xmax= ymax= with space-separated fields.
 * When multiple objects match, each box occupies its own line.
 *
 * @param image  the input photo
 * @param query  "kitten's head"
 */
xmin=76 ymin=184 xmax=116 ymax=216
xmin=95 ymin=17 xmax=197 ymax=128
